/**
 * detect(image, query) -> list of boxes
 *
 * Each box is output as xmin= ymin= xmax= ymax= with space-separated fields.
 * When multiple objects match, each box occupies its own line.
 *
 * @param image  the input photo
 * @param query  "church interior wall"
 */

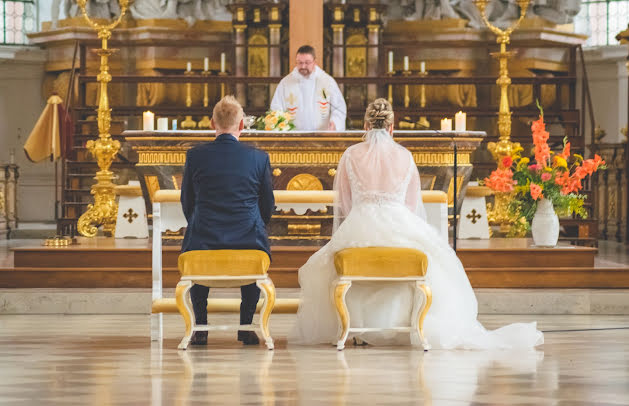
xmin=578 ymin=45 xmax=629 ymax=145
xmin=0 ymin=46 xmax=55 ymax=223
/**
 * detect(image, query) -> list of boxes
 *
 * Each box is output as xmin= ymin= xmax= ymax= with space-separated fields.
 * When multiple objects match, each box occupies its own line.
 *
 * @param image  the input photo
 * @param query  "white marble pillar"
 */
xmin=234 ymin=24 xmax=248 ymax=106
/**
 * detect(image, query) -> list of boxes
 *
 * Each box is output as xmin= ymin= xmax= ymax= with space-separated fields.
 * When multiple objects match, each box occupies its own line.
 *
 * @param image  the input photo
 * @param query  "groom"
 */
xmin=180 ymin=95 xmax=275 ymax=345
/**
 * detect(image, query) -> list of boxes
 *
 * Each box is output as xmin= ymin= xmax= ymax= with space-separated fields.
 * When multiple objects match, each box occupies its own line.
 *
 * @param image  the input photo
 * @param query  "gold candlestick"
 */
xmin=402 ymin=69 xmax=411 ymax=108
xmin=417 ymin=70 xmax=430 ymax=129
xmin=387 ymin=70 xmax=395 ymax=105
xmin=475 ymin=0 xmax=530 ymax=230
xmin=181 ymin=70 xmax=197 ymax=129
xmin=198 ymin=70 xmax=212 ymax=129
xmin=219 ymin=71 xmax=228 ymax=98
xmin=76 ymin=0 xmax=128 ymax=238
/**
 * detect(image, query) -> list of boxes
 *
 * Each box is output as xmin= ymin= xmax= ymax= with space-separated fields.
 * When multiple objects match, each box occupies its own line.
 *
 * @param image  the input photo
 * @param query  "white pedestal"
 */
xmin=115 ymin=181 xmax=149 ymax=239
xmin=458 ymin=184 xmax=491 ymax=239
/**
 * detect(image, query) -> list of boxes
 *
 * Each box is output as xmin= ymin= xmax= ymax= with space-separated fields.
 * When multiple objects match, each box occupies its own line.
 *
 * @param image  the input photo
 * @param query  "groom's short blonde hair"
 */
xmin=212 ymin=95 xmax=243 ymax=131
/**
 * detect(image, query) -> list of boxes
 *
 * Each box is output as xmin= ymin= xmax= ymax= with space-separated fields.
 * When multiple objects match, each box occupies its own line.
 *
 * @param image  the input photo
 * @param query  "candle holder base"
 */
xmin=416 ymin=116 xmax=430 ymax=129
xmin=198 ymin=115 xmax=212 ymax=129
xmin=181 ymin=116 xmax=197 ymax=129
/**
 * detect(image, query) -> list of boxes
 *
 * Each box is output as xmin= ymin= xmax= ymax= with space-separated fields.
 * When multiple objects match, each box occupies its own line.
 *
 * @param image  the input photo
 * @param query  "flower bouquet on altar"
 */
xmin=483 ymin=104 xmax=606 ymax=239
xmin=255 ymin=110 xmax=296 ymax=131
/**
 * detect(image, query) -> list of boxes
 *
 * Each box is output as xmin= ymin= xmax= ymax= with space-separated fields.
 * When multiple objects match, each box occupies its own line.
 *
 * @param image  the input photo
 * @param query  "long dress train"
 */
xmin=290 ymin=129 xmax=543 ymax=349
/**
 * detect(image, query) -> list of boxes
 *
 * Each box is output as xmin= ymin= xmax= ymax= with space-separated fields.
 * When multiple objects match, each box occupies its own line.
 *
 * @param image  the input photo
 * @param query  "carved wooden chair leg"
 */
xmin=176 ymin=280 xmax=195 ymax=350
xmin=334 ymin=280 xmax=352 ymax=351
xmin=417 ymin=283 xmax=432 ymax=351
xmin=256 ymin=278 xmax=276 ymax=350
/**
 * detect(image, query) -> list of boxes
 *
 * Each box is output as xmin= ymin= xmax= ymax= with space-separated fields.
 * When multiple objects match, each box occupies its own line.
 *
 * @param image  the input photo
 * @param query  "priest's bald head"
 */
xmin=211 ymin=95 xmax=244 ymax=138
xmin=296 ymin=45 xmax=316 ymax=77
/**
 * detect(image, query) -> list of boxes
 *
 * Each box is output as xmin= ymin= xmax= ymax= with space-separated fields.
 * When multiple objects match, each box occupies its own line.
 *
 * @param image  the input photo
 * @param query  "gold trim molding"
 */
xmin=136 ymin=149 xmax=471 ymax=166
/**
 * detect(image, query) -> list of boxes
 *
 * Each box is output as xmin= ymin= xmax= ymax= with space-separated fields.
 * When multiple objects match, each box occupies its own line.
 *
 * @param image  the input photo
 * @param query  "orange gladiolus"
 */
xmin=530 ymin=183 xmax=543 ymax=200
xmin=484 ymin=168 xmax=515 ymax=193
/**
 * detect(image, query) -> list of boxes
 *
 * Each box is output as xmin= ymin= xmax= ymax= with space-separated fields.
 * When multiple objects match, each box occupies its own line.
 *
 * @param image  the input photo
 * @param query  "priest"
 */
xmin=270 ymin=45 xmax=347 ymax=131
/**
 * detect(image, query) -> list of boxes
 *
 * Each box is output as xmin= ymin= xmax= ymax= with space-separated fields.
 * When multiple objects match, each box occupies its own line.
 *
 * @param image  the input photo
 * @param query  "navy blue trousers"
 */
xmin=190 ymin=283 xmax=260 ymax=325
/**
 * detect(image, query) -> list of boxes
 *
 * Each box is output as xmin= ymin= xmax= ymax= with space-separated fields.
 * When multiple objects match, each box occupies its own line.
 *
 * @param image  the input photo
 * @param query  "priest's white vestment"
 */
xmin=270 ymin=66 xmax=347 ymax=131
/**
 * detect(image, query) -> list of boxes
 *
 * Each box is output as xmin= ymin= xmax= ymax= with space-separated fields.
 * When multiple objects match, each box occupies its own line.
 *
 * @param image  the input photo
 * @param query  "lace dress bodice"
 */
xmin=345 ymin=154 xmax=413 ymax=207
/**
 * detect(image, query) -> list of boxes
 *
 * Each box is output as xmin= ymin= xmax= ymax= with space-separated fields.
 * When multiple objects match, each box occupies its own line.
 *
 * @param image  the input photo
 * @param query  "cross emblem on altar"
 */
xmin=123 ymin=208 xmax=138 ymax=223
xmin=466 ymin=209 xmax=482 ymax=224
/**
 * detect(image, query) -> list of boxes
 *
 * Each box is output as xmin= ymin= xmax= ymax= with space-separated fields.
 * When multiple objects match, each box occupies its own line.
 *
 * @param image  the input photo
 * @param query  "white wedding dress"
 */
xmin=290 ymin=129 xmax=544 ymax=349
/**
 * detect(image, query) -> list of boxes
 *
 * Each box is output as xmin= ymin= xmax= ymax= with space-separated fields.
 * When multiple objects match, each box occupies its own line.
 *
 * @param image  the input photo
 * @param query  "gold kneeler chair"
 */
xmin=176 ymin=250 xmax=276 ymax=350
xmin=333 ymin=247 xmax=432 ymax=351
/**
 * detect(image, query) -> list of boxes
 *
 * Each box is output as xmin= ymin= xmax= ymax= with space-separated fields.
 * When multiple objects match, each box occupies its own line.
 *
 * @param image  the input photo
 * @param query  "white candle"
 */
xmin=455 ymin=111 xmax=466 ymax=131
xmin=172 ymin=119 xmax=178 ymax=130
xmin=220 ymin=53 xmax=226 ymax=73
xmin=440 ymin=118 xmax=452 ymax=132
xmin=157 ymin=117 xmax=169 ymax=131
xmin=186 ymin=61 xmax=191 ymax=72
xmin=388 ymin=51 xmax=393 ymax=73
xmin=9 ymin=149 xmax=15 ymax=164
xmin=420 ymin=61 xmax=426 ymax=73
xmin=142 ymin=111 xmax=155 ymax=131
xmin=204 ymin=57 xmax=209 ymax=72
xmin=404 ymin=56 xmax=409 ymax=72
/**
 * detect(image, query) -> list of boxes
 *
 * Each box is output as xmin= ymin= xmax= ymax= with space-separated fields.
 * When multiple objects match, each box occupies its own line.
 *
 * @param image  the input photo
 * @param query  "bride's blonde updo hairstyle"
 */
xmin=364 ymin=98 xmax=394 ymax=130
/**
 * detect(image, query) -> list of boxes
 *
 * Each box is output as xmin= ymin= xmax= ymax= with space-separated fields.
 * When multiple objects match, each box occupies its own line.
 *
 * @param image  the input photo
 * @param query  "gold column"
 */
xmin=76 ymin=0 xmax=128 ymax=237
xmin=475 ymin=0 xmax=530 ymax=229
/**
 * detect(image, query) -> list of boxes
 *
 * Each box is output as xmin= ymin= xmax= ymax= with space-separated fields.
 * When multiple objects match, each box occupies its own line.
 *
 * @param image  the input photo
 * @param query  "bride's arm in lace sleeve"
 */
xmin=405 ymin=152 xmax=427 ymax=221
xmin=333 ymin=152 xmax=352 ymax=232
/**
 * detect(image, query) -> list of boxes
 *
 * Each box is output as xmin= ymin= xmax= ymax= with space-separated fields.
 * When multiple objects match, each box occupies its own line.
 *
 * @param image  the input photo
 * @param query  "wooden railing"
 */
xmin=590 ymin=143 xmax=629 ymax=243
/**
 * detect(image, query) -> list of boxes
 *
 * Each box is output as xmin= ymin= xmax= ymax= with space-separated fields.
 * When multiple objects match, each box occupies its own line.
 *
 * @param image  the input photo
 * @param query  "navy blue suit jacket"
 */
xmin=180 ymin=133 xmax=274 ymax=258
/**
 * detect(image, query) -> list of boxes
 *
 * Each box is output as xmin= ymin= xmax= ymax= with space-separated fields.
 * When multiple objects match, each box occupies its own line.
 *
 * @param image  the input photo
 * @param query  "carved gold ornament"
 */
xmin=287 ymin=174 xmax=323 ymax=191
xmin=76 ymin=0 xmax=129 ymax=237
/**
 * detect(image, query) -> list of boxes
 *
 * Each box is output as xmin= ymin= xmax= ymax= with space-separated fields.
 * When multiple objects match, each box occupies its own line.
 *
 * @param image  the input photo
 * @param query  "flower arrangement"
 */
xmin=483 ymin=104 xmax=606 ymax=236
xmin=255 ymin=110 xmax=296 ymax=131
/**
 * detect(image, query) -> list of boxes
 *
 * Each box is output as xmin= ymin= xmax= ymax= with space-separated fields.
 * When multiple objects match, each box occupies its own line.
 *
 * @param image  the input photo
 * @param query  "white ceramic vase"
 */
xmin=531 ymin=198 xmax=559 ymax=247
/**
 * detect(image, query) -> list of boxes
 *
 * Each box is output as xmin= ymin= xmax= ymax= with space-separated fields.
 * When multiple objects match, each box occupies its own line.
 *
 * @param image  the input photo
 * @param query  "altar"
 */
xmin=123 ymin=129 xmax=485 ymax=242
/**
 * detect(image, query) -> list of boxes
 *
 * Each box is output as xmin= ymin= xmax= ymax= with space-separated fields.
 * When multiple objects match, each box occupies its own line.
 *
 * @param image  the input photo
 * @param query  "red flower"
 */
xmin=530 ymin=183 xmax=543 ymax=200
xmin=528 ymin=163 xmax=541 ymax=172
xmin=541 ymin=172 xmax=552 ymax=182
xmin=502 ymin=156 xmax=513 ymax=168
xmin=484 ymin=168 xmax=515 ymax=193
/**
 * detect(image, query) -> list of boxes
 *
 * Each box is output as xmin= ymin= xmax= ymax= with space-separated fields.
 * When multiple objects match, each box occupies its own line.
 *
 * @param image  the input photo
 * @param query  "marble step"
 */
xmin=1 ymin=288 xmax=628 ymax=315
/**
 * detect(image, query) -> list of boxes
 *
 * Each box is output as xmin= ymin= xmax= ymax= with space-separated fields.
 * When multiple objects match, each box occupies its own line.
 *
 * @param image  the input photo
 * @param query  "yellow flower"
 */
xmin=517 ymin=157 xmax=530 ymax=170
xmin=553 ymin=156 xmax=568 ymax=169
xmin=278 ymin=121 xmax=288 ymax=131
xmin=574 ymin=153 xmax=584 ymax=162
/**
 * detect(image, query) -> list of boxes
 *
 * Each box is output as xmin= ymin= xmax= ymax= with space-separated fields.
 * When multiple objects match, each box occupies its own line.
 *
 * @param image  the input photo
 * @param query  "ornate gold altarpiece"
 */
xmin=124 ymin=130 xmax=484 ymax=243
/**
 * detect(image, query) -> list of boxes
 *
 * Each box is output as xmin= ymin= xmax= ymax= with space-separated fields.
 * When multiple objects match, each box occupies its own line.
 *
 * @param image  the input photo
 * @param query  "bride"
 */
xmin=290 ymin=98 xmax=544 ymax=349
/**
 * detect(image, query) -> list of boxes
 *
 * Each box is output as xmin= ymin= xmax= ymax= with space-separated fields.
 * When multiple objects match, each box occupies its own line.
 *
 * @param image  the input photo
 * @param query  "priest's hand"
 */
xmin=328 ymin=121 xmax=337 ymax=131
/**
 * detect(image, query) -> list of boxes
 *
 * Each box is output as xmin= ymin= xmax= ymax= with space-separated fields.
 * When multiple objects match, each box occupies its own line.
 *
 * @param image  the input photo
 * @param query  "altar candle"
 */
xmin=186 ymin=61 xmax=191 ymax=72
xmin=455 ymin=111 xmax=466 ymax=131
xmin=157 ymin=117 xmax=169 ymax=131
xmin=204 ymin=57 xmax=209 ymax=72
xmin=403 ymin=56 xmax=409 ymax=72
xmin=143 ymin=111 xmax=155 ymax=131
xmin=220 ymin=52 xmax=226 ymax=73
xmin=172 ymin=119 xmax=178 ymax=130
xmin=440 ymin=118 xmax=452 ymax=132
xmin=388 ymin=51 xmax=393 ymax=73
xmin=9 ymin=148 xmax=15 ymax=164
xmin=420 ymin=61 xmax=426 ymax=73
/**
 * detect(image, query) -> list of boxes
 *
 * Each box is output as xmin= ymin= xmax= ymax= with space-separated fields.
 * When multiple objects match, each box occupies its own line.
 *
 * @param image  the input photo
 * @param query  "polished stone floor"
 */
xmin=0 ymin=313 xmax=628 ymax=405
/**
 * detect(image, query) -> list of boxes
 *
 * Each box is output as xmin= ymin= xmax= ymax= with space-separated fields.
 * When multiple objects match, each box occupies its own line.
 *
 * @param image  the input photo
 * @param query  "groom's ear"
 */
xmin=239 ymin=119 xmax=245 ymax=131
